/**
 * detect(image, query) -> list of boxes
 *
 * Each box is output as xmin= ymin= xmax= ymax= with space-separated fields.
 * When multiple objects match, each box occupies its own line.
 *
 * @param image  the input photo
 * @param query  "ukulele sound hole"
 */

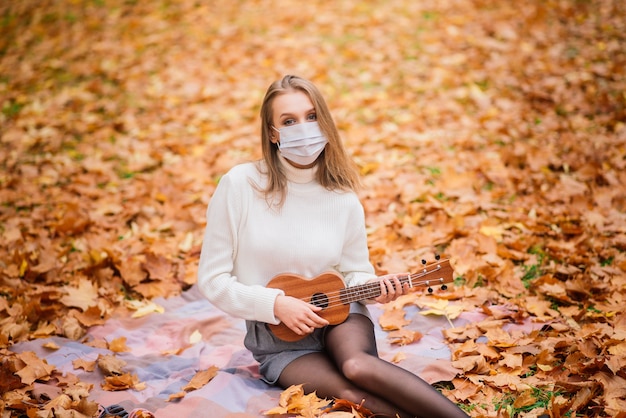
xmin=310 ymin=293 xmax=329 ymax=309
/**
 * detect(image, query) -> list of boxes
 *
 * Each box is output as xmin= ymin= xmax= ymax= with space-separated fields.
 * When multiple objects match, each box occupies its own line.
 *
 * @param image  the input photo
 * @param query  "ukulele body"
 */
xmin=266 ymin=271 xmax=349 ymax=342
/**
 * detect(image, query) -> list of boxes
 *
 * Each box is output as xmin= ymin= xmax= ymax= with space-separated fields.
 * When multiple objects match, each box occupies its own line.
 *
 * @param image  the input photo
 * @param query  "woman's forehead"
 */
xmin=273 ymin=91 xmax=314 ymax=117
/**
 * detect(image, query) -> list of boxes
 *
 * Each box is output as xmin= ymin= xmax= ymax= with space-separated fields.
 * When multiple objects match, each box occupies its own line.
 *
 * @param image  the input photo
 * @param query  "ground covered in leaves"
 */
xmin=1 ymin=0 xmax=625 ymax=417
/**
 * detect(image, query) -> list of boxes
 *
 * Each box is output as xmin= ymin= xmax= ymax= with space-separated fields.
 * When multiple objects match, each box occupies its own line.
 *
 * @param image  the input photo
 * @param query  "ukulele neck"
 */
xmin=340 ymin=263 xmax=447 ymax=304
xmin=339 ymin=282 xmax=379 ymax=304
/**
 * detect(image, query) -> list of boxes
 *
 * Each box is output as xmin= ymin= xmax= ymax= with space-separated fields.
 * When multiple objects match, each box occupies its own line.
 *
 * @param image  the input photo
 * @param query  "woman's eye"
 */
xmin=283 ymin=119 xmax=295 ymax=126
xmin=307 ymin=113 xmax=317 ymax=121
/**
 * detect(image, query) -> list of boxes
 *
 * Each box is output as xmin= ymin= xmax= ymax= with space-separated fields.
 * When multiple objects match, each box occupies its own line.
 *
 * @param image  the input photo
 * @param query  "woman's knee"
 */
xmin=340 ymin=354 xmax=375 ymax=382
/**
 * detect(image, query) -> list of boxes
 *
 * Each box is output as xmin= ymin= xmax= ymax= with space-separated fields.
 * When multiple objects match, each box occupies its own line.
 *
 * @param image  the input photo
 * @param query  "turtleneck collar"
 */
xmin=277 ymin=153 xmax=318 ymax=184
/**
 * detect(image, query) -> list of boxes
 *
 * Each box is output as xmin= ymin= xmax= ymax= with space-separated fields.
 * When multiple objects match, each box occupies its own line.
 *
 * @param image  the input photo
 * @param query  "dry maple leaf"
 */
xmin=96 ymin=354 xmax=126 ymax=376
xmin=451 ymin=355 xmax=491 ymax=374
xmin=108 ymin=336 xmax=130 ymax=353
xmin=416 ymin=299 xmax=463 ymax=325
xmin=390 ymin=352 xmax=407 ymax=363
xmin=125 ymin=299 xmax=165 ymax=318
xmin=143 ymin=251 xmax=173 ymax=280
xmin=0 ymin=358 xmax=23 ymax=393
xmin=116 ymin=256 xmax=148 ymax=287
xmin=167 ymin=391 xmax=187 ymax=402
xmin=182 ymin=366 xmax=219 ymax=392
xmin=378 ymin=308 xmax=411 ymax=331
xmin=329 ymin=398 xmax=374 ymax=417
xmin=72 ymin=305 xmax=107 ymax=327
xmin=62 ymin=315 xmax=87 ymax=340
xmin=33 ymin=322 xmax=58 ymax=339
xmin=102 ymin=373 xmax=143 ymax=391
xmin=42 ymin=393 xmax=73 ymax=411
xmin=15 ymin=351 xmax=56 ymax=385
xmin=60 ymin=277 xmax=99 ymax=311
xmin=264 ymin=384 xmax=331 ymax=416
xmin=54 ymin=371 xmax=81 ymax=387
xmin=387 ymin=329 xmax=423 ymax=346
xmin=43 ymin=341 xmax=60 ymax=350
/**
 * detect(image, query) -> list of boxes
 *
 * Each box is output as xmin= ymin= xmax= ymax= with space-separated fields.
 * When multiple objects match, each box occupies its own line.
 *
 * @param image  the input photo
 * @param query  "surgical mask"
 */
xmin=272 ymin=122 xmax=328 ymax=166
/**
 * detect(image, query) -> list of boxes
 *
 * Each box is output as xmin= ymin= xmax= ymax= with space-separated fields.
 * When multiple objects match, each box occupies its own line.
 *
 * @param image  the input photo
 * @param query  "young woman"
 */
xmin=197 ymin=75 xmax=467 ymax=418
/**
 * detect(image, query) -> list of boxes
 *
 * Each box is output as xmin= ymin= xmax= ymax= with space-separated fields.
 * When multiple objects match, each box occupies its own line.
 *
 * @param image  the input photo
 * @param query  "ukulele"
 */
xmin=266 ymin=258 xmax=454 ymax=342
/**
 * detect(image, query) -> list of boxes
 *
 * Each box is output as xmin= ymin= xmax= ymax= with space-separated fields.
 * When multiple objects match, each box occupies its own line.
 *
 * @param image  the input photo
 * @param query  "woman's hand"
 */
xmin=274 ymin=295 xmax=329 ymax=336
xmin=371 ymin=274 xmax=410 ymax=304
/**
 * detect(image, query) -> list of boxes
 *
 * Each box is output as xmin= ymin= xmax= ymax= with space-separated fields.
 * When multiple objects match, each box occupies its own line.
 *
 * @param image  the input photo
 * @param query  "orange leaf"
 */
xmin=387 ymin=329 xmax=423 ymax=346
xmin=109 ymin=336 xmax=130 ymax=353
xmin=73 ymin=358 xmax=96 ymax=372
xmin=15 ymin=351 xmax=56 ymax=385
xmin=378 ymin=309 xmax=410 ymax=331
xmin=182 ymin=366 xmax=219 ymax=392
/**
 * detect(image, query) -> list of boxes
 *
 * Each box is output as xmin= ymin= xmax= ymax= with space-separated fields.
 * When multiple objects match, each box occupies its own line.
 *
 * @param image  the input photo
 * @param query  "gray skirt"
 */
xmin=244 ymin=302 xmax=371 ymax=384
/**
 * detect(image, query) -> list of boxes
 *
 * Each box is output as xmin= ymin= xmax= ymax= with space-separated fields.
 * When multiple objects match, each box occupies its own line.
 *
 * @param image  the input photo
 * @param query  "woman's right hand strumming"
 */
xmin=274 ymin=295 xmax=330 ymax=336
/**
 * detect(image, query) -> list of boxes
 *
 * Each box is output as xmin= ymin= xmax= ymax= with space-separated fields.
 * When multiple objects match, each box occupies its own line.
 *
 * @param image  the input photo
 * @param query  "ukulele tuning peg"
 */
xmin=441 ymin=284 xmax=448 ymax=291
xmin=435 ymin=254 xmax=441 ymax=261
xmin=427 ymin=287 xmax=433 ymax=294
xmin=421 ymin=259 xmax=426 ymax=265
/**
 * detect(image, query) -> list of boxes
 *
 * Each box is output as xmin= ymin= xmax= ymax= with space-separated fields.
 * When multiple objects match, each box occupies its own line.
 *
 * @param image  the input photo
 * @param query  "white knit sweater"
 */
xmin=197 ymin=155 xmax=376 ymax=325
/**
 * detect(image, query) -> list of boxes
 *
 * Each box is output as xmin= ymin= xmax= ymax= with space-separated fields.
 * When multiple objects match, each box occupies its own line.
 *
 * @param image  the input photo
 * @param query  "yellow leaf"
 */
xmin=189 ymin=329 xmax=202 ymax=344
xmin=479 ymin=224 xmax=505 ymax=241
xmin=19 ymin=259 xmax=28 ymax=277
xmin=417 ymin=299 xmax=464 ymax=319
xmin=537 ymin=363 xmax=554 ymax=371
xmin=125 ymin=299 xmax=165 ymax=318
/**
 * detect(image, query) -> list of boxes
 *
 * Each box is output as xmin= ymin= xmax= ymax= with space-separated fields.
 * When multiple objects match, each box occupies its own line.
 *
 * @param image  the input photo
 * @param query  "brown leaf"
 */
xmin=102 ymin=373 xmax=141 ymax=391
xmin=378 ymin=309 xmax=410 ymax=331
xmin=60 ymin=277 xmax=99 ymax=311
xmin=96 ymin=354 xmax=126 ymax=376
xmin=264 ymin=384 xmax=330 ymax=416
xmin=108 ymin=336 xmax=130 ymax=353
xmin=15 ymin=351 xmax=56 ymax=385
xmin=387 ymin=329 xmax=423 ymax=346
xmin=73 ymin=358 xmax=96 ymax=372
xmin=143 ymin=251 xmax=172 ymax=280
xmin=182 ymin=366 xmax=219 ymax=392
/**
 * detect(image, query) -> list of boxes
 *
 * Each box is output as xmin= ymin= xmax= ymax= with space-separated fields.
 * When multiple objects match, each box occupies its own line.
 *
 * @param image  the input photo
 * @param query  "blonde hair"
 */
xmin=258 ymin=75 xmax=361 ymax=205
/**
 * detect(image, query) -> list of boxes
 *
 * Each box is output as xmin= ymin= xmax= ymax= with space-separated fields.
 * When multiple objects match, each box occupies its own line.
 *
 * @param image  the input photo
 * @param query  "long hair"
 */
xmin=258 ymin=75 xmax=361 ymax=205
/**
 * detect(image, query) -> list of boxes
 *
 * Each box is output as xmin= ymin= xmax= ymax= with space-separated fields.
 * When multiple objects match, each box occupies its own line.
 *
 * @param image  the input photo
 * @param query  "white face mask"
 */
xmin=273 ymin=122 xmax=328 ymax=166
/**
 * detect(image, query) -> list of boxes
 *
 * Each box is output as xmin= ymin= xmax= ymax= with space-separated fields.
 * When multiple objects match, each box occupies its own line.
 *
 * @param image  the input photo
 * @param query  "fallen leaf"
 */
xmin=182 ymin=366 xmax=219 ymax=392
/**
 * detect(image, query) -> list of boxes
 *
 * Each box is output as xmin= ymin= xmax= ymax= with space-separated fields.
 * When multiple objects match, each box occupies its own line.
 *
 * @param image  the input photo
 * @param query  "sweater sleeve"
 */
xmin=338 ymin=196 xmax=377 ymax=288
xmin=196 ymin=169 xmax=284 ymax=324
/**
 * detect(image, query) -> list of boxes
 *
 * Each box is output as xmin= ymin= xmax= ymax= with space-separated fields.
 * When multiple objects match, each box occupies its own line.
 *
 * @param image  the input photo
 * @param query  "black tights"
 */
xmin=277 ymin=314 xmax=468 ymax=418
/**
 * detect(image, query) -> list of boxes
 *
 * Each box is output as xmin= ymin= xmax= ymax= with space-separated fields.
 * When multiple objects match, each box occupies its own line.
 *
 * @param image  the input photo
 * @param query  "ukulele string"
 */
xmin=295 ymin=268 xmax=443 ymax=308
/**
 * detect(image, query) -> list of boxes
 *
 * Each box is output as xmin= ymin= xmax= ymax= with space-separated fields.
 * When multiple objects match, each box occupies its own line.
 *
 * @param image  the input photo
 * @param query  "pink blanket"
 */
xmin=11 ymin=285 xmax=468 ymax=417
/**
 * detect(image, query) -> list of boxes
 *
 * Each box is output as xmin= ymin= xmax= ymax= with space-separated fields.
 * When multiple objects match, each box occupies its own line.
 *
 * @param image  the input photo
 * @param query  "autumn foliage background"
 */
xmin=1 ymin=0 xmax=625 ymax=417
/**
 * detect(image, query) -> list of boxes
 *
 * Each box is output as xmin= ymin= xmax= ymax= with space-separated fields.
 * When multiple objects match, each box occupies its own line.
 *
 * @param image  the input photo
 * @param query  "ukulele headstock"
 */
xmin=416 ymin=255 xmax=453 ymax=293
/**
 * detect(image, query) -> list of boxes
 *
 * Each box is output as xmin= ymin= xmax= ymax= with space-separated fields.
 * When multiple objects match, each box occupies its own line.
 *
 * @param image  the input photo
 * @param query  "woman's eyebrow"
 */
xmin=279 ymin=108 xmax=316 ymax=118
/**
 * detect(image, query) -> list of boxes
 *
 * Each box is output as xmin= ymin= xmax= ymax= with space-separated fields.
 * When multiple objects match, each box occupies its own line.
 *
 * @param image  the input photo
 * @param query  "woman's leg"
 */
xmin=277 ymin=351 xmax=412 ymax=417
xmin=324 ymin=313 xmax=468 ymax=418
